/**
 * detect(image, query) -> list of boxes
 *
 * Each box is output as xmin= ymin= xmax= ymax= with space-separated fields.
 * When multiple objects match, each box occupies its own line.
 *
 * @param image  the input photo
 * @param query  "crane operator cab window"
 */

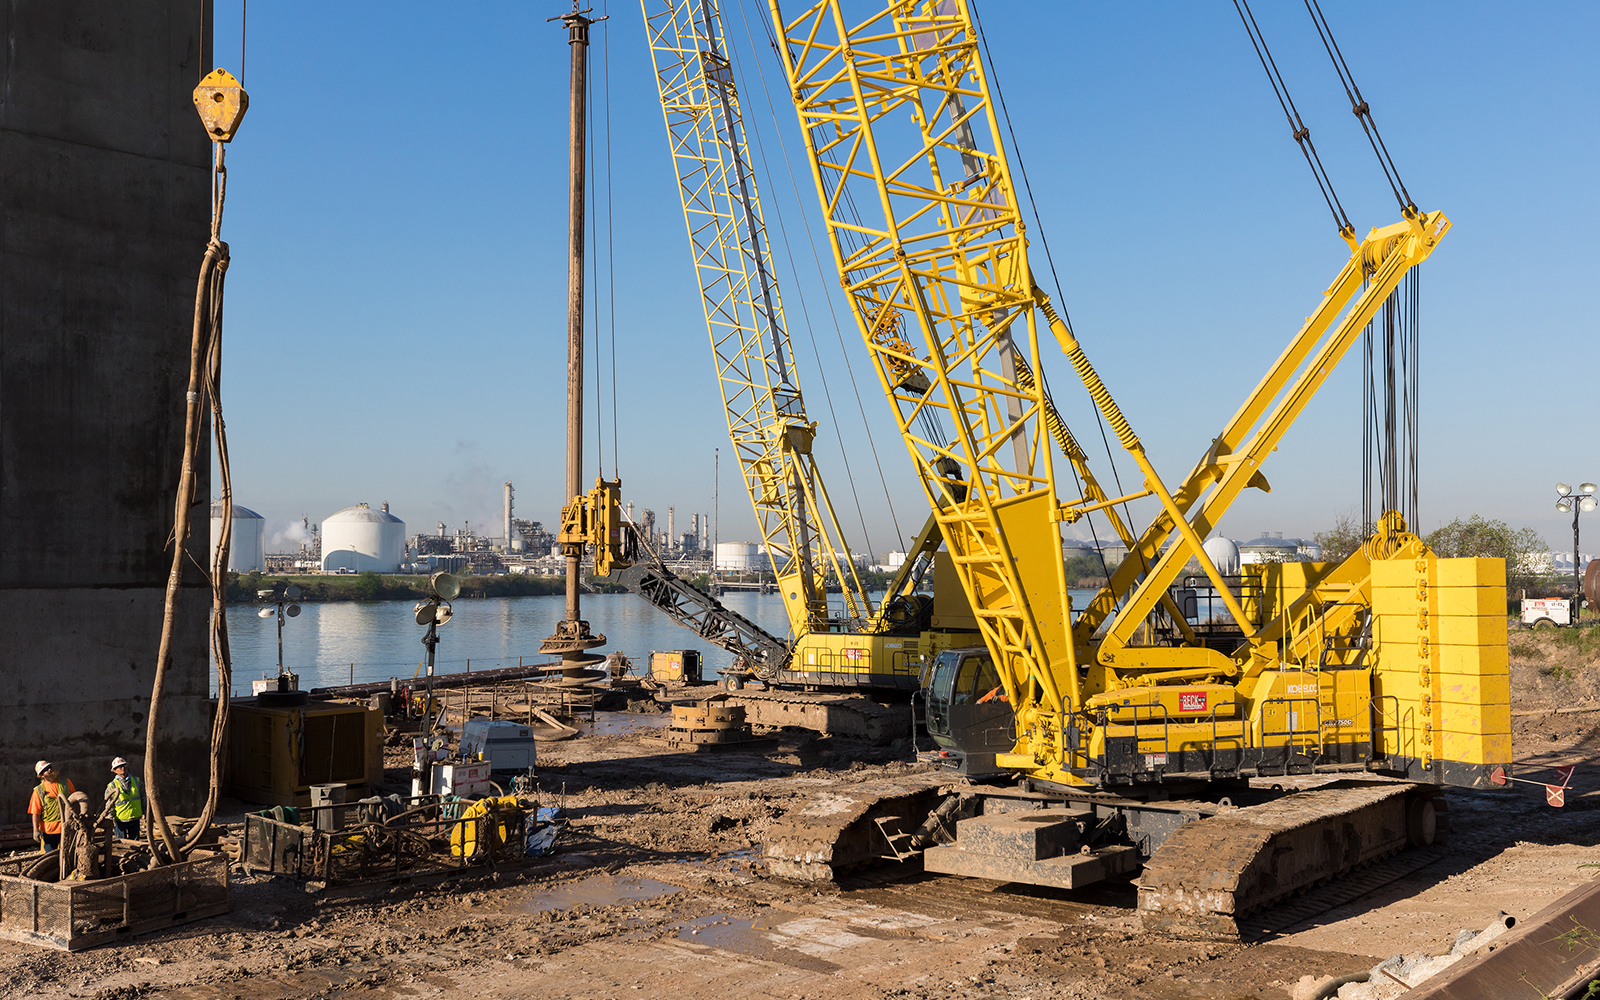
xmin=955 ymin=654 xmax=1001 ymax=706
xmin=926 ymin=648 xmax=1014 ymax=767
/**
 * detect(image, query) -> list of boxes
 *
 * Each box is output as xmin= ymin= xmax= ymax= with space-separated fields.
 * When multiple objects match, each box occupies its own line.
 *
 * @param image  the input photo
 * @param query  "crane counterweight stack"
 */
xmin=761 ymin=0 xmax=1511 ymax=936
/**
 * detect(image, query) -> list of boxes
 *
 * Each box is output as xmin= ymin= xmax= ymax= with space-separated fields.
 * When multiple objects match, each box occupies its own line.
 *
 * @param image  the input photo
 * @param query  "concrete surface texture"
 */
xmin=0 ymin=3 xmax=215 ymax=821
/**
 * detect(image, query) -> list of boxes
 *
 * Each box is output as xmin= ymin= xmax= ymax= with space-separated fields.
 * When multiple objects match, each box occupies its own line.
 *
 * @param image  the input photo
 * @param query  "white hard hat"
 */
xmin=34 ymin=760 xmax=51 ymax=776
xmin=111 ymin=757 xmax=129 ymax=770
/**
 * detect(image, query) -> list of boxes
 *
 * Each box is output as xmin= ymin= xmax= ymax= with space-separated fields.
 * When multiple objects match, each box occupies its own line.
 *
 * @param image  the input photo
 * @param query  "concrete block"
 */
xmin=954 ymin=808 xmax=1090 ymax=860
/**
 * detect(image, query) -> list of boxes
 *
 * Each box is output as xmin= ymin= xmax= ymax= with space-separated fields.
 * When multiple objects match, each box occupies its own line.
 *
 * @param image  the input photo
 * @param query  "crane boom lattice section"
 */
xmin=645 ymin=0 xmax=873 ymax=633
xmin=769 ymin=0 xmax=1075 ymax=716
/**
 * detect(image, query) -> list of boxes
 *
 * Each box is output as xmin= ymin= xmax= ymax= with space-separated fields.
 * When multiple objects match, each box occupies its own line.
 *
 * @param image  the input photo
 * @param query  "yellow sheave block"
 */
xmin=1374 ymin=614 xmax=1507 ymax=646
xmin=1370 ymin=557 xmax=1506 ymax=589
xmin=1439 ymin=730 xmax=1511 ymax=764
xmin=1374 ymin=671 xmax=1511 ymax=706
xmin=1372 ymin=585 xmax=1505 ymax=616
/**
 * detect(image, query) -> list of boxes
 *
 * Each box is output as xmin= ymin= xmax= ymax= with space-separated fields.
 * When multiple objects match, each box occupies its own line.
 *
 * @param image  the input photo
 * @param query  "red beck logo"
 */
xmin=1178 ymin=691 xmax=1207 ymax=713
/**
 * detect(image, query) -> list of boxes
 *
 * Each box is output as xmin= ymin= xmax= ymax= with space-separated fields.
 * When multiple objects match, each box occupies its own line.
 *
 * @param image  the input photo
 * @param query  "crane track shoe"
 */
xmin=1137 ymin=780 xmax=1447 ymax=939
xmin=763 ymin=772 xmax=948 ymax=881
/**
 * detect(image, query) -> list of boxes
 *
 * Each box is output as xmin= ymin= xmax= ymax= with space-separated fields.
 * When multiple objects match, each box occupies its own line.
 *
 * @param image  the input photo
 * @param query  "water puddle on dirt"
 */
xmin=584 ymin=711 xmax=672 ymax=737
xmin=676 ymin=913 xmax=844 ymax=973
xmin=513 ymin=875 xmax=681 ymax=914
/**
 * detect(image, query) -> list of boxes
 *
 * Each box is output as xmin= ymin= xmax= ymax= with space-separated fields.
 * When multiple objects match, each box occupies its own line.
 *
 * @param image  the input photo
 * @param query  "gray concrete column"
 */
xmin=0 ymin=3 xmax=215 ymax=820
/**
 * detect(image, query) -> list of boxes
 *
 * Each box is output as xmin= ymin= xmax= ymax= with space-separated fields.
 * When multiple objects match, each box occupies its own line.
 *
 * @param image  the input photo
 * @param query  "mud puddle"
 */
xmin=678 ymin=913 xmax=842 ymax=972
xmin=511 ymin=874 xmax=681 ymax=914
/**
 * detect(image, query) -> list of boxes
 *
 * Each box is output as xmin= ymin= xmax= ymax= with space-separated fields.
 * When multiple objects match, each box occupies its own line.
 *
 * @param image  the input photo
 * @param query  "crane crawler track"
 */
xmin=720 ymin=690 xmax=912 ymax=746
xmin=1137 ymin=781 xmax=1446 ymax=939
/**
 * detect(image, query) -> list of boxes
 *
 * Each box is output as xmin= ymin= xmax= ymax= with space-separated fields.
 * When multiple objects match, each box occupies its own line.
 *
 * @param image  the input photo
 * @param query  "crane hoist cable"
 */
xmin=601 ymin=0 xmax=621 ymax=478
xmin=723 ymin=8 xmax=884 ymax=559
xmin=969 ymin=0 xmax=1133 ymax=603
xmin=1232 ymin=0 xmax=1355 ymax=242
xmin=731 ymin=0 xmax=909 ymax=552
xmin=145 ymin=67 xmax=248 ymax=866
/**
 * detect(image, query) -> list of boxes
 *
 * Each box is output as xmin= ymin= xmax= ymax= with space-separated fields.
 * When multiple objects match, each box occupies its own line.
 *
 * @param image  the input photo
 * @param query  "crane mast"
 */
xmin=643 ymin=0 xmax=875 ymax=634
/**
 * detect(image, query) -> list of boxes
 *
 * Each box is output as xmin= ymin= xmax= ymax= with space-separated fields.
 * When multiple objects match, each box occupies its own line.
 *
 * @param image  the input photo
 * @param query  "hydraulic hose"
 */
xmin=145 ymin=71 xmax=247 ymax=865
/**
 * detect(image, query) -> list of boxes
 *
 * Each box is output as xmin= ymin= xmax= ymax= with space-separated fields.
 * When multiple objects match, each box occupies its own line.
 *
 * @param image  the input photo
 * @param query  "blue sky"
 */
xmin=210 ymin=2 xmax=1598 ymax=560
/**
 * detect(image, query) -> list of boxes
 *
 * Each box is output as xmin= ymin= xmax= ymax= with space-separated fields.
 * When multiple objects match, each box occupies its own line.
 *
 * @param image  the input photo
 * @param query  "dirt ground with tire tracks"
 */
xmin=5 ymin=626 xmax=1600 ymax=1000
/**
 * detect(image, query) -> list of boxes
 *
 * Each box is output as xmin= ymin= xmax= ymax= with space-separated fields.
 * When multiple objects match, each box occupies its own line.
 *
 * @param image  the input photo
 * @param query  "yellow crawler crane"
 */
xmin=640 ymin=0 xmax=980 ymax=692
xmin=762 ymin=0 xmax=1510 ymax=936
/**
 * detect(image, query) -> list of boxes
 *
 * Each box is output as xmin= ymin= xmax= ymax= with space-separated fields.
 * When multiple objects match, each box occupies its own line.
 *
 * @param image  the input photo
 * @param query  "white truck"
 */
xmin=1521 ymin=597 xmax=1574 ymax=628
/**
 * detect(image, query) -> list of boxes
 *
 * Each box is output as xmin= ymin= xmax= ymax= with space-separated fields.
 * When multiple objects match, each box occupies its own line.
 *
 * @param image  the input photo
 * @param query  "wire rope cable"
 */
xmin=733 ymin=0 xmax=909 ymax=553
xmin=586 ymin=45 xmax=606 ymax=481
xmin=1232 ymin=0 xmax=1353 ymax=237
xmin=601 ymin=0 xmax=620 ymax=477
xmin=1303 ymin=0 xmax=1415 ymax=213
xmin=723 ymin=4 xmax=881 ymax=561
xmin=970 ymin=0 xmax=1125 ymax=602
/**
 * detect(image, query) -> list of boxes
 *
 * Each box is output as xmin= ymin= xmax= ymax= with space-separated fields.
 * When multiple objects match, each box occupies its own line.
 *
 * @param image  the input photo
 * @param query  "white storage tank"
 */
xmin=1202 ymin=536 xmax=1241 ymax=576
xmin=321 ymin=502 xmax=405 ymax=573
xmin=714 ymin=541 xmax=759 ymax=572
xmin=210 ymin=501 xmax=265 ymax=573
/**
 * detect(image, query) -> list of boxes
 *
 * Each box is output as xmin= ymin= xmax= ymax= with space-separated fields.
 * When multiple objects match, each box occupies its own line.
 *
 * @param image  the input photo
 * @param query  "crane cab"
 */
xmin=924 ymin=647 xmax=1013 ymax=775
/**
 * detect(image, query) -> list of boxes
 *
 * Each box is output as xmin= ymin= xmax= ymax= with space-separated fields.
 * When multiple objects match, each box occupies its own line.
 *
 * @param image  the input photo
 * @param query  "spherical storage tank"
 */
xmin=321 ymin=502 xmax=405 ymax=573
xmin=715 ymin=542 xmax=759 ymax=573
xmin=209 ymin=501 xmax=265 ymax=573
xmin=1202 ymin=536 xmax=1240 ymax=576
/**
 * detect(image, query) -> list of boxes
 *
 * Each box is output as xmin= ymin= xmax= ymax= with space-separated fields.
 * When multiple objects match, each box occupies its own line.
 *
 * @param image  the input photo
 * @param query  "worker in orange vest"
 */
xmin=28 ymin=761 xmax=77 ymax=853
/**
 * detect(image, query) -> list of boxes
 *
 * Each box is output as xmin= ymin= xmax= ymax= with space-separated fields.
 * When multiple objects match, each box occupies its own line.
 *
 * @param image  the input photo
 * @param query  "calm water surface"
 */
xmin=221 ymin=592 xmax=792 ymax=695
xmin=222 ymin=588 xmax=1104 ymax=695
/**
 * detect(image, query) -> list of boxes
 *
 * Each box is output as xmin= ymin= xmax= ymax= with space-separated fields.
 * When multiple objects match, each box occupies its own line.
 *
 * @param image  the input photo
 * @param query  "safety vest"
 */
xmin=107 ymin=776 xmax=143 ymax=821
xmin=33 ymin=780 xmax=71 ymax=833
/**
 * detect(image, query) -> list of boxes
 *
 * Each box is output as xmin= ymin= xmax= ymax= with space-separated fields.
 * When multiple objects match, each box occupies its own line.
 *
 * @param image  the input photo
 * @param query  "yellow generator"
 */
xmin=225 ymin=699 xmax=384 ymax=807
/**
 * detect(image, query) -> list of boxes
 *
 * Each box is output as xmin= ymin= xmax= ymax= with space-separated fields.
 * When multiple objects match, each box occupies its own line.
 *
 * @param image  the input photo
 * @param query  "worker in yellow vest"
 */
xmin=105 ymin=757 xmax=145 ymax=840
xmin=28 ymin=761 xmax=76 ymax=853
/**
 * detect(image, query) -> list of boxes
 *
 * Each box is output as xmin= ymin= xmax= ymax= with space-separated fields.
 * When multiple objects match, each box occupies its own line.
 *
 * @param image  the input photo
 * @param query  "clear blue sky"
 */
xmin=210 ymin=2 xmax=1598 ymax=560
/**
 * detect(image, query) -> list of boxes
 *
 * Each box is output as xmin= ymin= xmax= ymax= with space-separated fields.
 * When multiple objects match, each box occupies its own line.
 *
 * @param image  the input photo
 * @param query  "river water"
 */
xmin=222 ymin=588 xmax=1103 ymax=696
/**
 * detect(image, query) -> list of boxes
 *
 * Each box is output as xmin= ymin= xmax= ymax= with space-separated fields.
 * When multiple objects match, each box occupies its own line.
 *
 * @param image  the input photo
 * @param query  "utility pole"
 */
xmin=540 ymin=3 xmax=609 ymax=684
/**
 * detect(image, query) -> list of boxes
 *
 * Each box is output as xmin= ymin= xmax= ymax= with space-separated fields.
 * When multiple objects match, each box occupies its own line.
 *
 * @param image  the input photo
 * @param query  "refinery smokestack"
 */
xmin=504 ymin=481 xmax=514 ymax=552
xmin=667 ymin=506 xmax=675 ymax=552
xmin=701 ymin=513 xmax=709 ymax=552
xmin=690 ymin=513 xmax=699 ymax=551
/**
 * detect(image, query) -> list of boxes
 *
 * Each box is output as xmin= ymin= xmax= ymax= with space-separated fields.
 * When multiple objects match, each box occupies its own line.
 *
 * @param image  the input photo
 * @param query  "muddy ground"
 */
xmin=6 ymin=626 xmax=1600 ymax=1000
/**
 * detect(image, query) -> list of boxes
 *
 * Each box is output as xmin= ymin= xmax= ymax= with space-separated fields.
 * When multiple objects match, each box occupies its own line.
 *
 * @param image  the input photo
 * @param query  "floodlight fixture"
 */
xmin=285 ymin=584 xmax=302 ymax=601
xmin=1582 ymin=483 xmax=1598 ymax=496
xmin=1558 ymin=499 xmax=1573 ymax=514
xmin=286 ymin=604 xmax=301 ymax=617
xmin=257 ymin=606 xmax=274 ymax=618
xmin=430 ymin=571 xmax=461 ymax=601
xmin=1558 ymin=483 xmax=1573 ymax=496
xmin=1583 ymin=497 xmax=1599 ymax=514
